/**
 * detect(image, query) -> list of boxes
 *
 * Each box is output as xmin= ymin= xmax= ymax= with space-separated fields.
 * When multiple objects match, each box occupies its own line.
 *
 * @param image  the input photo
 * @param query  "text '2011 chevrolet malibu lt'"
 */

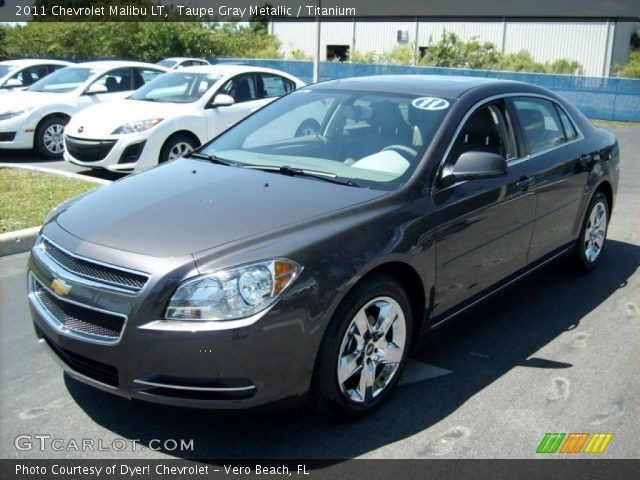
xmin=28 ymin=75 xmax=619 ymax=419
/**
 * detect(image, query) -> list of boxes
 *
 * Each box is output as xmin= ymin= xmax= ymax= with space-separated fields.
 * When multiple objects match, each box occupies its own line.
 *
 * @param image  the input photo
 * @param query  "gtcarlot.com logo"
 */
xmin=536 ymin=432 xmax=613 ymax=454
xmin=15 ymin=434 xmax=194 ymax=452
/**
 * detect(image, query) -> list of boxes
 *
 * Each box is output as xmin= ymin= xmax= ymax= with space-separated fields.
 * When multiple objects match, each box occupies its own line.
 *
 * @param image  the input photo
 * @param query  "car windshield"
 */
xmin=0 ymin=65 xmax=16 ymax=78
xmin=29 ymin=67 xmax=93 ymax=93
xmin=201 ymin=89 xmax=451 ymax=191
xmin=156 ymin=60 xmax=177 ymax=68
xmin=130 ymin=71 xmax=222 ymax=103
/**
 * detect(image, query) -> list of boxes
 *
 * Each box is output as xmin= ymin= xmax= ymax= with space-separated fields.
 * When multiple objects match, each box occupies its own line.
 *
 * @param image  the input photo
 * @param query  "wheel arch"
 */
xmin=594 ymin=180 xmax=614 ymax=213
xmin=341 ymin=261 xmax=427 ymax=348
xmin=36 ymin=112 xmax=71 ymax=131
xmin=164 ymin=130 xmax=201 ymax=148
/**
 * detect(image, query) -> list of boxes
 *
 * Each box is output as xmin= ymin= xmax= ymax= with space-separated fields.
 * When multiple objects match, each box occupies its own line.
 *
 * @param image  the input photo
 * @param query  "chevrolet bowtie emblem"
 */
xmin=51 ymin=278 xmax=71 ymax=296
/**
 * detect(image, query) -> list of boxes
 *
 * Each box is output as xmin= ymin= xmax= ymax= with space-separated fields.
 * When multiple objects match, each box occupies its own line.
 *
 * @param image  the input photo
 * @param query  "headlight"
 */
xmin=165 ymin=259 xmax=302 ymax=321
xmin=111 ymin=118 xmax=163 ymax=135
xmin=0 ymin=109 xmax=28 ymax=121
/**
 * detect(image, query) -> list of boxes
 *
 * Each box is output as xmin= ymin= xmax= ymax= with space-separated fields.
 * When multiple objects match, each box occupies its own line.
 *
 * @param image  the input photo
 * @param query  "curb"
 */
xmin=0 ymin=163 xmax=112 ymax=185
xmin=0 ymin=226 xmax=41 ymax=257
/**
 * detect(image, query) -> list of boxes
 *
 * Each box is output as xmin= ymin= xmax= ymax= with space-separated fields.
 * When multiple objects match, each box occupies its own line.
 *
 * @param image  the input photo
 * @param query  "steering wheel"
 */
xmin=381 ymin=145 xmax=418 ymax=161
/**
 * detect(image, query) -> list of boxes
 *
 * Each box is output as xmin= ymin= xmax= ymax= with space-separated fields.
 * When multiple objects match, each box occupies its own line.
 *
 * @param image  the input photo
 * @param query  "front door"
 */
xmin=432 ymin=101 xmax=537 ymax=316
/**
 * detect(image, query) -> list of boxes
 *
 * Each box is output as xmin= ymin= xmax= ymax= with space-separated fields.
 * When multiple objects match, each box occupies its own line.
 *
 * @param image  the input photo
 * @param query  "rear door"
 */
xmin=432 ymin=99 xmax=537 ymax=316
xmin=509 ymin=96 xmax=587 ymax=262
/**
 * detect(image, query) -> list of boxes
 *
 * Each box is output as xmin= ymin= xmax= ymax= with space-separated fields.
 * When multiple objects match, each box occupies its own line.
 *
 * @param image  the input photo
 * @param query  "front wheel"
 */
xmin=159 ymin=134 xmax=197 ymax=165
xmin=573 ymin=191 xmax=610 ymax=273
xmin=310 ymin=274 xmax=413 ymax=420
xmin=35 ymin=117 xmax=68 ymax=158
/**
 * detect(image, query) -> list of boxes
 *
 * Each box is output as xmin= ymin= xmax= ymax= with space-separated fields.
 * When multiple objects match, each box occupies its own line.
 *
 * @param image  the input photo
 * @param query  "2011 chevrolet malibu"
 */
xmin=27 ymin=75 xmax=619 ymax=419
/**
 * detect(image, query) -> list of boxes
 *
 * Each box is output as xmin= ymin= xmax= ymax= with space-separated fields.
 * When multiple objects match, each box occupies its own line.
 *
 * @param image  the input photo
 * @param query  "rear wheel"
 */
xmin=310 ymin=274 xmax=413 ymax=420
xmin=35 ymin=117 xmax=68 ymax=158
xmin=573 ymin=191 xmax=609 ymax=273
xmin=159 ymin=134 xmax=197 ymax=164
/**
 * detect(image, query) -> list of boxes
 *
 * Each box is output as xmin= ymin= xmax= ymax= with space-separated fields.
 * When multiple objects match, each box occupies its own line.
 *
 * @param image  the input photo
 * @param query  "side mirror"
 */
xmin=84 ymin=83 xmax=108 ymax=95
xmin=207 ymin=93 xmax=235 ymax=109
xmin=4 ymin=78 xmax=22 ymax=88
xmin=441 ymin=151 xmax=507 ymax=185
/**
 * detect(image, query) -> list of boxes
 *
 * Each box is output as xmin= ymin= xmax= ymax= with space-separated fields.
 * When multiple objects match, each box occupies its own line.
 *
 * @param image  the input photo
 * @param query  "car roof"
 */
xmin=311 ymin=75 xmax=532 ymax=98
xmin=72 ymin=60 xmax=168 ymax=72
xmin=178 ymin=64 xmax=298 ymax=77
xmin=0 ymin=59 xmax=72 ymax=67
xmin=163 ymin=57 xmax=209 ymax=62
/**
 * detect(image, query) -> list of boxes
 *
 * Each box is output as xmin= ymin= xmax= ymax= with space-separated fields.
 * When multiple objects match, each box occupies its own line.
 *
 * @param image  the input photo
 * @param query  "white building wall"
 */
xmin=415 ymin=22 xmax=504 ymax=49
xmin=503 ymin=22 xmax=609 ymax=76
xmin=272 ymin=20 xmax=613 ymax=76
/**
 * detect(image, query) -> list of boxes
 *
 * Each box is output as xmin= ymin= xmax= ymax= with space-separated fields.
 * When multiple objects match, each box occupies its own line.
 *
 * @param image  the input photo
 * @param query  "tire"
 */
xmin=310 ymin=274 xmax=413 ymax=420
xmin=35 ymin=117 xmax=68 ymax=158
xmin=159 ymin=134 xmax=197 ymax=164
xmin=572 ymin=191 xmax=610 ymax=273
xmin=295 ymin=119 xmax=320 ymax=137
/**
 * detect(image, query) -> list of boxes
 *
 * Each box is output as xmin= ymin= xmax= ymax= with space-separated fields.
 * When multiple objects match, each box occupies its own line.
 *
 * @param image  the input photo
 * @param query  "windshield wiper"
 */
xmin=243 ymin=165 xmax=358 ymax=187
xmin=185 ymin=152 xmax=238 ymax=167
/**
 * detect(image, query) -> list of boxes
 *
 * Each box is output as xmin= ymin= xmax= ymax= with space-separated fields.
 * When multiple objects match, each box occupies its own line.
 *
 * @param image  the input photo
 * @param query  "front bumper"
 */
xmin=27 ymin=224 xmax=323 ymax=409
xmin=64 ymin=132 xmax=162 ymax=173
xmin=0 ymin=116 xmax=35 ymax=149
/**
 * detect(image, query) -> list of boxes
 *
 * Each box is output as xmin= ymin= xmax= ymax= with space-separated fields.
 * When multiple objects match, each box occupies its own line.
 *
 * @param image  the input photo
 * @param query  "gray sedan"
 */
xmin=27 ymin=75 xmax=619 ymax=419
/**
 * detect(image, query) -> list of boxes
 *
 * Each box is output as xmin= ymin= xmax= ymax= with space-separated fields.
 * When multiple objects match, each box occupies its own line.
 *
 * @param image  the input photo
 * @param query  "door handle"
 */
xmin=516 ymin=176 xmax=534 ymax=191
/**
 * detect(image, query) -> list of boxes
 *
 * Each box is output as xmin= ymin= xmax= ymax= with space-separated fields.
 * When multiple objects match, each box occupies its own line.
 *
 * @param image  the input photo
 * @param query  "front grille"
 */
xmin=32 ymin=276 xmax=125 ymax=342
xmin=43 ymin=336 xmax=119 ymax=387
xmin=41 ymin=238 xmax=148 ymax=293
xmin=65 ymin=135 xmax=116 ymax=162
xmin=0 ymin=132 xmax=17 ymax=142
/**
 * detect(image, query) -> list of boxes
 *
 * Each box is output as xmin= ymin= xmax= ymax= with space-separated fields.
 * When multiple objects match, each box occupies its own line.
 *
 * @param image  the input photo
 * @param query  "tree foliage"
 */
xmin=614 ymin=51 xmax=640 ymax=78
xmin=2 ymin=22 xmax=281 ymax=61
xmin=0 ymin=24 xmax=6 ymax=59
xmin=351 ymin=32 xmax=584 ymax=75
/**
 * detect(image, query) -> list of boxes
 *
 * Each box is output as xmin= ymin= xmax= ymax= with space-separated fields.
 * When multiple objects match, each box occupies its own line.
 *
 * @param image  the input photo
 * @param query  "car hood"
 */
xmin=55 ymin=158 xmax=386 ymax=257
xmin=0 ymin=90 xmax=71 ymax=110
xmin=66 ymin=99 xmax=191 ymax=137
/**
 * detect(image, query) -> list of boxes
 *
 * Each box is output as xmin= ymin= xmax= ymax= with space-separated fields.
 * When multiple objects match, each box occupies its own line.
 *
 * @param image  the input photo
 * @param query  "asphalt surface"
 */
xmin=0 ymin=126 xmax=638 ymax=460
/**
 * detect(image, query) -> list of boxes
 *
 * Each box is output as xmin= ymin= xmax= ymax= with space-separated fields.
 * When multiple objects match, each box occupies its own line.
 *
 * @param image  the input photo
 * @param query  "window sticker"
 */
xmin=412 ymin=97 xmax=449 ymax=111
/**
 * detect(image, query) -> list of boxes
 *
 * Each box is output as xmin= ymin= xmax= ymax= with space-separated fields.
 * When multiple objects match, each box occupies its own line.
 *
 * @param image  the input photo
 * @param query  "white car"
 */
xmin=156 ymin=57 xmax=210 ymax=70
xmin=63 ymin=65 xmax=306 ymax=172
xmin=0 ymin=61 xmax=167 ymax=158
xmin=0 ymin=59 xmax=72 ymax=93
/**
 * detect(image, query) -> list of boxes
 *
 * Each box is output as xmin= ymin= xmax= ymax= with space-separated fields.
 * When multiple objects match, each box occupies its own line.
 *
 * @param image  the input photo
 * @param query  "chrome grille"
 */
xmin=41 ymin=238 xmax=148 ymax=293
xmin=31 ymin=275 xmax=126 ymax=343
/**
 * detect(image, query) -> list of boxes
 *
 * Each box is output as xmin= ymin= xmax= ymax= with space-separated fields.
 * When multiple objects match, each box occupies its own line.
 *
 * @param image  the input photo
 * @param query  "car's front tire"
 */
xmin=35 ymin=117 xmax=68 ymax=158
xmin=310 ymin=274 xmax=413 ymax=420
xmin=159 ymin=134 xmax=197 ymax=165
xmin=573 ymin=191 xmax=610 ymax=273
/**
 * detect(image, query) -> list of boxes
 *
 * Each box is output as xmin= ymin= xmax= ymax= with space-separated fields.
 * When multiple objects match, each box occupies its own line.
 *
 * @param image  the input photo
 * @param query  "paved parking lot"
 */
xmin=0 ymin=125 xmax=638 ymax=459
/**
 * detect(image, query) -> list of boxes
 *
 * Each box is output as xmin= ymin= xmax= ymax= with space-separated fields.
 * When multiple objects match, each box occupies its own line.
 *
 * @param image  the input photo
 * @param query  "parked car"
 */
xmin=27 ymin=75 xmax=618 ymax=419
xmin=64 ymin=65 xmax=306 ymax=172
xmin=0 ymin=61 xmax=167 ymax=158
xmin=156 ymin=57 xmax=211 ymax=70
xmin=0 ymin=59 xmax=72 ymax=93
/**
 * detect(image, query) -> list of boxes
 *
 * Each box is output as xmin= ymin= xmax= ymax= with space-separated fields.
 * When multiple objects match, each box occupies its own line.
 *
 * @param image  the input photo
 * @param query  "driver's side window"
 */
xmin=446 ymin=102 xmax=515 ymax=166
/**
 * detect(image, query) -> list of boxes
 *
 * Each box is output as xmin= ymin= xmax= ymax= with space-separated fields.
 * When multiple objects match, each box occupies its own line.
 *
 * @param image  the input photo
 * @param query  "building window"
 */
xmin=326 ymin=45 xmax=349 ymax=62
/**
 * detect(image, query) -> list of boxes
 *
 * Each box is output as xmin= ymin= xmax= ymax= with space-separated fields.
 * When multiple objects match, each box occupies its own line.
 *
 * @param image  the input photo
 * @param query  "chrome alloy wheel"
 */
xmin=583 ymin=201 xmax=607 ymax=263
xmin=43 ymin=124 xmax=65 ymax=154
xmin=337 ymin=296 xmax=407 ymax=403
xmin=168 ymin=141 xmax=194 ymax=161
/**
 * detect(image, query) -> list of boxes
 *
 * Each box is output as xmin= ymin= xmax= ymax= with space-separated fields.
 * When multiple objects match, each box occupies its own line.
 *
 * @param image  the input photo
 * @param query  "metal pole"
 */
xmin=313 ymin=0 xmax=321 ymax=83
